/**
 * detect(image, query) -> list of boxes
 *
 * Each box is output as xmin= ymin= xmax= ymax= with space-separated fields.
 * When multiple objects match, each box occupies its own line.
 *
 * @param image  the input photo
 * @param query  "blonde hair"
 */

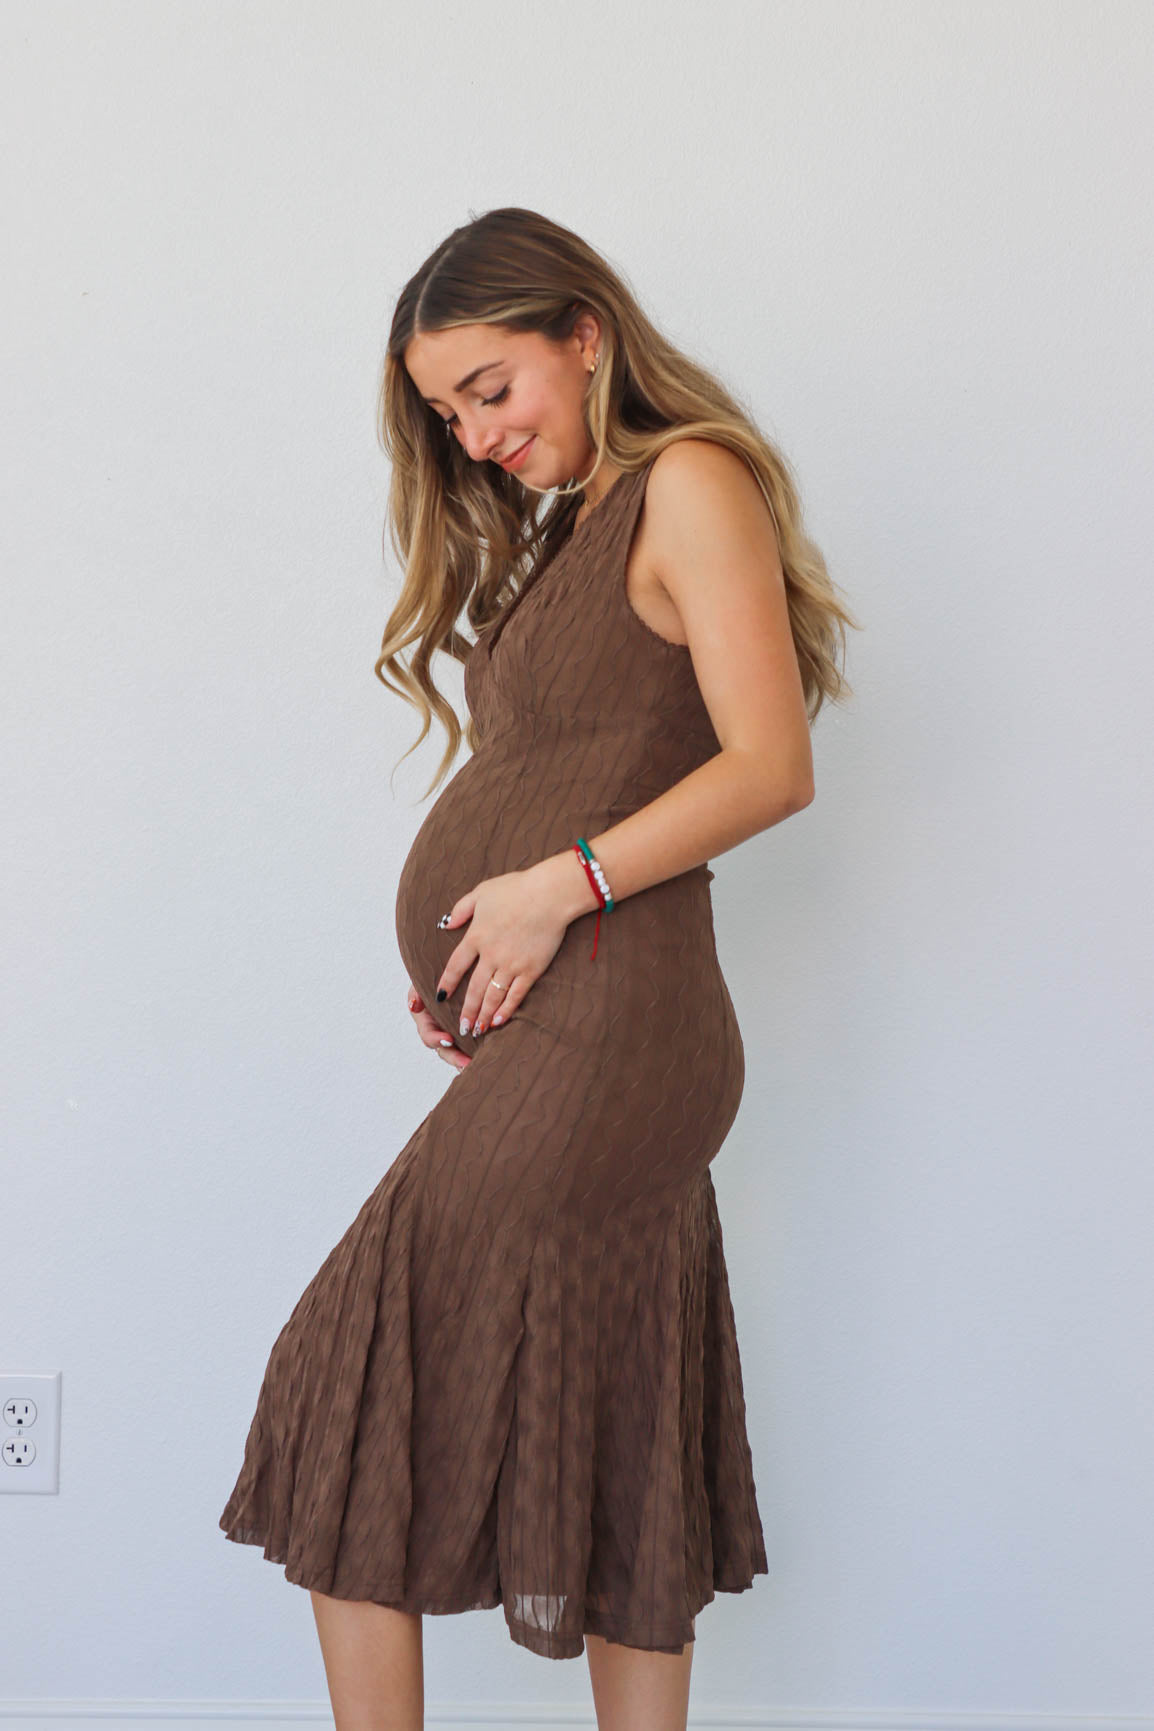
xmin=376 ymin=206 xmax=860 ymax=797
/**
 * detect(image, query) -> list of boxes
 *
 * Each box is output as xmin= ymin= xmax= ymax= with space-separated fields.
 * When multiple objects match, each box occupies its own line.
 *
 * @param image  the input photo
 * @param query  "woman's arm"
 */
xmin=529 ymin=437 xmax=815 ymax=918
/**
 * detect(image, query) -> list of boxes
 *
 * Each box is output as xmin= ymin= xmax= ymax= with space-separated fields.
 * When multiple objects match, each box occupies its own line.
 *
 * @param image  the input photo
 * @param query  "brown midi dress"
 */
xmin=218 ymin=451 xmax=769 ymax=1660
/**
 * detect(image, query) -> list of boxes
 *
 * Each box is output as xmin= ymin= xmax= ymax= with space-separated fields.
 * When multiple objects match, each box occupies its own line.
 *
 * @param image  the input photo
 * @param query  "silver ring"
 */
xmin=491 ymin=979 xmax=507 ymax=991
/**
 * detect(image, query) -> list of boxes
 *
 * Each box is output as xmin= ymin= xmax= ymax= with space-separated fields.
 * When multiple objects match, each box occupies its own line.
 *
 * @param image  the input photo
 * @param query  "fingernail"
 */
xmin=492 ymin=1012 xmax=504 ymax=1025
xmin=436 ymin=988 xmax=447 ymax=1001
xmin=439 ymin=1037 xmax=453 ymax=1047
xmin=475 ymin=1022 xmax=486 ymax=1036
xmin=460 ymin=1016 xmax=471 ymax=1037
xmin=437 ymin=913 xmax=452 ymax=928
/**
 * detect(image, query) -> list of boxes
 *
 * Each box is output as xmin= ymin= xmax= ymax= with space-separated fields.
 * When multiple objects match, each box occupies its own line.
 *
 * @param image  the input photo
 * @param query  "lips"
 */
xmin=499 ymin=436 xmax=534 ymax=470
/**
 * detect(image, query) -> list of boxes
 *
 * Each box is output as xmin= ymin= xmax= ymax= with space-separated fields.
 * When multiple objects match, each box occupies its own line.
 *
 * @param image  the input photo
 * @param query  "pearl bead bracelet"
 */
xmin=573 ymin=836 xmax=614 ymax=959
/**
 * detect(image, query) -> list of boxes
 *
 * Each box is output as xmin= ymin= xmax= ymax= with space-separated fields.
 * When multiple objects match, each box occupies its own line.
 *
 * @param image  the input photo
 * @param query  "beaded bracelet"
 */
xmin=573 ymin=836 xmax=614 ymax=959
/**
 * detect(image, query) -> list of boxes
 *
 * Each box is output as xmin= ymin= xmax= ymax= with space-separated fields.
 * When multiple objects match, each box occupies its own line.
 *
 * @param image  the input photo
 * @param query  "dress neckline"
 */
xmin=482 ymin=462 xmax=643 ymax=660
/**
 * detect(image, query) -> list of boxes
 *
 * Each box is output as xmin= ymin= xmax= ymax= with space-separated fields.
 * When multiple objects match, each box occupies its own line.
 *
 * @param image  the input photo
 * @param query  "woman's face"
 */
xmin=404 ymin=319 xmax=600 ymax=494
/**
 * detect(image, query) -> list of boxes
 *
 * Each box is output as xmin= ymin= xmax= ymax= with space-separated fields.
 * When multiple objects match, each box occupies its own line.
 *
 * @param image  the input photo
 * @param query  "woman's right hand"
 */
xmin=407 ymin=984 xmax=472 ymax=1071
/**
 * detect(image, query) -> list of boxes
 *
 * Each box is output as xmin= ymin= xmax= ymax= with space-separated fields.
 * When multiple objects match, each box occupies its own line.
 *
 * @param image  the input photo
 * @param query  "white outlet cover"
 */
xmin=0 ymin=1372 xmax=61 ymax=1493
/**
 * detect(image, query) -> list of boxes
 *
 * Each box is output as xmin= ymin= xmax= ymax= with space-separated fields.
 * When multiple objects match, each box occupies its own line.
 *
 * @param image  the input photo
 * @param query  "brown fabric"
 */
xmin=219 ymin=452 xmax=768 ymax=1659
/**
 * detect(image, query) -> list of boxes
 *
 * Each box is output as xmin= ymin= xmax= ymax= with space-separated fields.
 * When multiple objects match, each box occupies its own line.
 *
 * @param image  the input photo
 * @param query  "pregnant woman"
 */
xmin=219 ymin=206 xmax=855 ymax=1731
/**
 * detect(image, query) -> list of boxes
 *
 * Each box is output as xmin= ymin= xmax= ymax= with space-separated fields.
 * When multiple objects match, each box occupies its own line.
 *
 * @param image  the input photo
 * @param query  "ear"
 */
xmin=572 ymin=308 xmax=602 ymax=353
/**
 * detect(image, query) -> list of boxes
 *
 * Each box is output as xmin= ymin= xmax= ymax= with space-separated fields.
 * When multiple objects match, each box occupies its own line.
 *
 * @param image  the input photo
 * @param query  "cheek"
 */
xmin=513 ymin=386 xmax=551 ymax=430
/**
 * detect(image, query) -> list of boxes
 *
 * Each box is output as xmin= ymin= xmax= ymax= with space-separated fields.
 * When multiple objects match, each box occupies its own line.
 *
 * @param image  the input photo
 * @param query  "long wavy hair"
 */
xmin=376 ymin=206 xmax=859 ymax=797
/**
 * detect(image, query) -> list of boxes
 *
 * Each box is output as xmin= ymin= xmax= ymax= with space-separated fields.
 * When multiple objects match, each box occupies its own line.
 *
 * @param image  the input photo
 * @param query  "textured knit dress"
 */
xmin=218 ymin=451 xmax=769 ymax=1660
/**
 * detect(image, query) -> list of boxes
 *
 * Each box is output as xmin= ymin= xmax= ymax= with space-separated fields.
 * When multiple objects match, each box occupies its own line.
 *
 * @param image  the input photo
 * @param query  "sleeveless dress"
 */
xmin=218 ymin=452 xmax=769 ymax=1660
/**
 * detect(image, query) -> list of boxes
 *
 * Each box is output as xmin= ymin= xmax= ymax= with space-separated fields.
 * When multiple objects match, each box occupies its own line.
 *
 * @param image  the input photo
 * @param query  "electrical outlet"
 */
xmin=0 ymin=1372 xmax=61 ymax=1493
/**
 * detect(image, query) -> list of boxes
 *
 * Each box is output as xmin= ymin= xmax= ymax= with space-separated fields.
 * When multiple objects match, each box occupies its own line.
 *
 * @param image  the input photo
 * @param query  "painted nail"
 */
xmin=439 ymin=1037 xmax=453 ymax=1047
xmin=492 ymin=1013 xmax=504 ymax=1025
xmin=460 ymin=1016 xmax=471 ymax=1037
xmin=436 ymin=988 xmax=447 ymax=1001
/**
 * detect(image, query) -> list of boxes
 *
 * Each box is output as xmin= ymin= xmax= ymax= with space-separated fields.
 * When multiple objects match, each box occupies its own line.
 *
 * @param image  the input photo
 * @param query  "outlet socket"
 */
xmin=1 ymin=1372 xmax=61 ymax=1493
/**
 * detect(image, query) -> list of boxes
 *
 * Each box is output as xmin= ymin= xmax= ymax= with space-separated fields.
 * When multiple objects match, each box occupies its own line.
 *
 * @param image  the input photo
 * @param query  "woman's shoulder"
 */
xmin=647 ymin=434 xmax=758 ymax=499
xmin=643 ymin=436 xmax=768 ymax=551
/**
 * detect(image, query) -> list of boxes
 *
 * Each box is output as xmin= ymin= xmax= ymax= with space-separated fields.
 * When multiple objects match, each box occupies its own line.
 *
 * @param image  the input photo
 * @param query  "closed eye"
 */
xmin=443 ymin=383 xmax=509 ymax=427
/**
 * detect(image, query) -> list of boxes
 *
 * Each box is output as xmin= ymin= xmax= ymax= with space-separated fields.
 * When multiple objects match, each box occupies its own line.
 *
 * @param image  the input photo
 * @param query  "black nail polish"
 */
xmin=436 ymin=988 xmax=447 ymax=1001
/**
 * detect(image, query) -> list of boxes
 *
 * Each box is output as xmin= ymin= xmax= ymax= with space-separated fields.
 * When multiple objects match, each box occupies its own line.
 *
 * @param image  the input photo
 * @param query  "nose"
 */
xmin=458 ymin=415 xmax=503 ymax=465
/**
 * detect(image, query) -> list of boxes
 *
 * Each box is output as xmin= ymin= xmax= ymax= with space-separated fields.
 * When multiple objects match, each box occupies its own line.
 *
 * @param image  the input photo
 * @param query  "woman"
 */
xmin=220 ymin=206 xmax=855 ymax=1731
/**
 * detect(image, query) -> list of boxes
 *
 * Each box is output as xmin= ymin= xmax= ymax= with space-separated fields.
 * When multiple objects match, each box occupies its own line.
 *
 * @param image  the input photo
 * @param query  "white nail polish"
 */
xmin=460 ymin=1017 xmax=471 ymax=1037
xmin=439 ymin=1037 xmax=453 ymax=1047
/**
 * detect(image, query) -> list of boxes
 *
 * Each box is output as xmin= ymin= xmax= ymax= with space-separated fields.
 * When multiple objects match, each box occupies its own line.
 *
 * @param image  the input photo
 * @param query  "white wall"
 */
xmin=3 ymin=0 xmax=1152 ymax=1720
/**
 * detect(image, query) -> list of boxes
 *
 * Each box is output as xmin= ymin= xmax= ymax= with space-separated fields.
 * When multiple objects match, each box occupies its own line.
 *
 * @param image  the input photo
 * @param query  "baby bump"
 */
xmin=395 ymin=756 xmax=738 ymax=1104
xmin=393 ymin=755 xmax=505 ymax=1049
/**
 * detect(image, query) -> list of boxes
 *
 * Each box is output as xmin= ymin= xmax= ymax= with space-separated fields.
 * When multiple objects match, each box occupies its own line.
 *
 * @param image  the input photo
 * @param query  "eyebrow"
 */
xmin=420 ymin=360 xmax=503 ymax=408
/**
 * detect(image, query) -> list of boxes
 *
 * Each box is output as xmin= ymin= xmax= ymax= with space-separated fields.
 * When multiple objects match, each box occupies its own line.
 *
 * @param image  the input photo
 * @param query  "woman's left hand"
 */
xmin=435 ymin=866 xmax=571 ymax=1038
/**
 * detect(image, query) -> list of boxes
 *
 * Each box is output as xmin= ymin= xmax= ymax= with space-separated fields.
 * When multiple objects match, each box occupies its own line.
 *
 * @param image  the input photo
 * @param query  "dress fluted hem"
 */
xmin=219 ymin=1516 xmax=766 ymax=1660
